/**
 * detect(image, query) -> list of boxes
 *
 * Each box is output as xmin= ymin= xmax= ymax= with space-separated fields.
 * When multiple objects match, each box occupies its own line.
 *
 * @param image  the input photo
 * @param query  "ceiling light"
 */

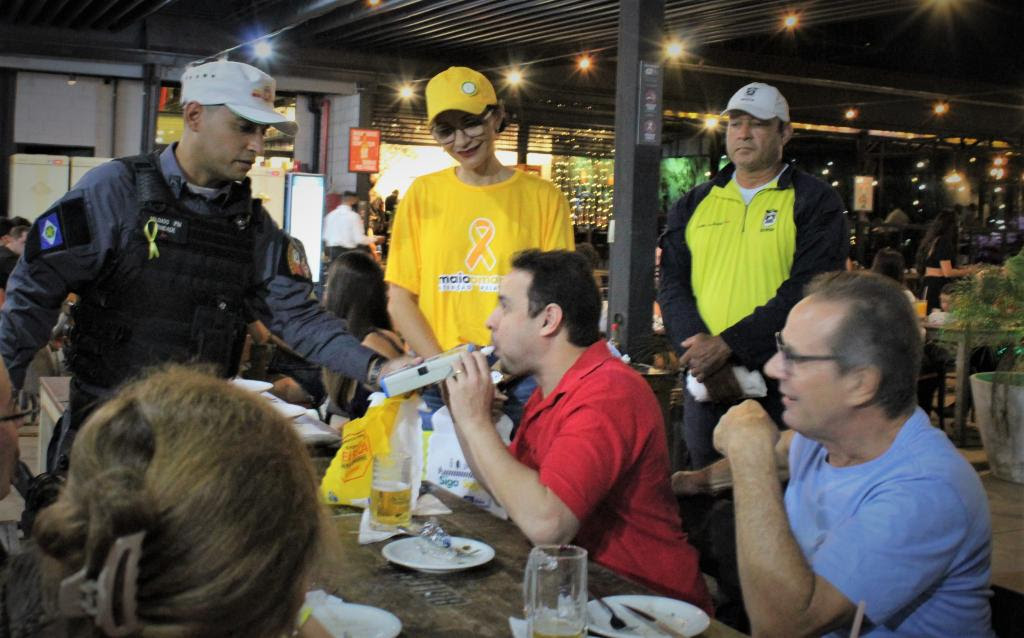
xmin=665 ymin=40 xmax=684 ymax=59
xmin=783 ymin=14 xmax=799 ymax=29
xmin=506 ymin=69 xmax=523 ymax=85
xmin=253 ymin=39 xmax=273 ymax=59
xmin=933 ymin=101 xmax=949 ymax=115
xmin=844 ymin=108 xmax=858 ymax=120
xmin=577 ymin=55 xmax=592 ymax=71
xmin=398 ymin=85 xmax=413 ymax=99
xmin=704 ymin=116 xmax=719 ymax=129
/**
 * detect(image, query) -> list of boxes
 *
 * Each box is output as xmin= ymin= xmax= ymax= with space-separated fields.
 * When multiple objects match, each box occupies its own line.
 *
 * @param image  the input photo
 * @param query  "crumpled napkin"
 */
xmin=356 ymin=492 xmax=453 ymax=544
xmin=686 ymin=366 xmax=767 ymax=402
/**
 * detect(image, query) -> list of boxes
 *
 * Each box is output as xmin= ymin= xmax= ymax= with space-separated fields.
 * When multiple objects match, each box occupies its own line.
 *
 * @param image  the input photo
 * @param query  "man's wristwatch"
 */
xmin=366 ymin=355 xmax=386 ymax=390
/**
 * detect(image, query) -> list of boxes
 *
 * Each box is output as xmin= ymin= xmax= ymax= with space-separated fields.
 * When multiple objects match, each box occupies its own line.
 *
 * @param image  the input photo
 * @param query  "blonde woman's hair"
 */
xmin=34 ymin=365 xmax=327 ymax=637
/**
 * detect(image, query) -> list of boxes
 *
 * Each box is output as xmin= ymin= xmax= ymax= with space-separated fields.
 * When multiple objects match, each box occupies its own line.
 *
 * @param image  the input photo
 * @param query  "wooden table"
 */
xmin=319 ymin=485 xmax=746 ymax=637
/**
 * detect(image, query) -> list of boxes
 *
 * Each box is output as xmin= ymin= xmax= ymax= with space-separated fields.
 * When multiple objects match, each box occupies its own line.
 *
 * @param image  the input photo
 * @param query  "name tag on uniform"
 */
xmin=149 ymin=216 xmax=189 ymax=243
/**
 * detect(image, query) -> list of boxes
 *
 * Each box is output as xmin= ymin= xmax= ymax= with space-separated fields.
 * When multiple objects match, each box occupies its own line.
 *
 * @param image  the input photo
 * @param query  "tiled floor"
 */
xmin=984 ymin=471 xmax=1024 ymax=594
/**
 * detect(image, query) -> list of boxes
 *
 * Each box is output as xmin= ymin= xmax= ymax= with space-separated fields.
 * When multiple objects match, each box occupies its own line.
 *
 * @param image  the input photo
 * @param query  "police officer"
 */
xmin=0 ymin=60 xmax=409 ymax=472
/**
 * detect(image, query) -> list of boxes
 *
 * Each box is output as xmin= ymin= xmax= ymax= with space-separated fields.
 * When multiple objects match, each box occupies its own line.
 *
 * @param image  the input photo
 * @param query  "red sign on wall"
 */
xmin=349 ymin=128 xmax=381 ymax=173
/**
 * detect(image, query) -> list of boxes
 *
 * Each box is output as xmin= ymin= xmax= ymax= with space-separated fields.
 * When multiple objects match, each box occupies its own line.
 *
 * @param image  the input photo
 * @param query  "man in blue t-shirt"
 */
xmin=673 ymin=271 xmax=993 ymax=637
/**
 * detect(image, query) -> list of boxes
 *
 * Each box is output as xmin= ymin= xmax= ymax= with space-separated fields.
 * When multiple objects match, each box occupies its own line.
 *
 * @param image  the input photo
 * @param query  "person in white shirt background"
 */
xmin=322 ymin=190 xmax=377 ymax=262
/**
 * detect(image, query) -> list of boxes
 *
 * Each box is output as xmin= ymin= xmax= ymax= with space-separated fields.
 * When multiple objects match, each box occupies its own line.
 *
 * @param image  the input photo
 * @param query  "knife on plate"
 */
xmin=621 ymin=604 xmax=688 ymax=638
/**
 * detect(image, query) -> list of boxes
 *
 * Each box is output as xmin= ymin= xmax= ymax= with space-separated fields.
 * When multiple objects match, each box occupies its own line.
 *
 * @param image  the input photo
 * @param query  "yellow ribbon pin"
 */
xmin=143 ymin=217 xmax=160 ymax=260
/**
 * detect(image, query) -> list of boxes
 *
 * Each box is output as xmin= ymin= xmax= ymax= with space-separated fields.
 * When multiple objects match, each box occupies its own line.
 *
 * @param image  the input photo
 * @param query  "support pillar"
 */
xmin=0 ymin=69 xmax=16 ymax=218
xmin=517 ymin=121 xmax=530 ymax=165
xmin=355 ymin=85 xmax=375 ymax=199
xmin=139 ymin=63 xmax=159 ymax=153
xmin=607 ymin=0 xmax=665 ymax=354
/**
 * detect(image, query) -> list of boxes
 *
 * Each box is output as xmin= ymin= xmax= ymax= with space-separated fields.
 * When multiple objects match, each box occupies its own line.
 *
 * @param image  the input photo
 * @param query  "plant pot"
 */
xmin=970 ymin=372 xmax=1024 ymax=484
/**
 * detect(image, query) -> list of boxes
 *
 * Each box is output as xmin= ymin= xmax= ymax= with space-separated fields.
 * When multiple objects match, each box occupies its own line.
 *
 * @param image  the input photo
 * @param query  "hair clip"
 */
xmin=58 ymin=531 xmax=145 ymax=636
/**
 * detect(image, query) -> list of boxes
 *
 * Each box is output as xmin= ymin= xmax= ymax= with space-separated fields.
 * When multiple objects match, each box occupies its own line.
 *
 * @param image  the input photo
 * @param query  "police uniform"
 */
xmin=0 ymin=144 xmax=377 ymax=470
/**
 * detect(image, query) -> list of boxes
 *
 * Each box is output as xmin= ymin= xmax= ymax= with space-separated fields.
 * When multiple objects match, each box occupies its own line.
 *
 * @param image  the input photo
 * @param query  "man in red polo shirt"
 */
xmin=446 ymin=249 xmax=711 ymax=613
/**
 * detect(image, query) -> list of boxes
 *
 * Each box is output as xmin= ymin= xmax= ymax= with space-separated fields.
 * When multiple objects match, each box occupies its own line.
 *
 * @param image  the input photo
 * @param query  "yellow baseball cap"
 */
xmin=425 ymin=66 xmax=498 ymax=125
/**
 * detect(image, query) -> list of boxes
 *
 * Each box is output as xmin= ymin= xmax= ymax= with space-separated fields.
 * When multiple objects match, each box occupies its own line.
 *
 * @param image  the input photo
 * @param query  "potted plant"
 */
xmin=949 ymin=249 xmax=1024 ymax=483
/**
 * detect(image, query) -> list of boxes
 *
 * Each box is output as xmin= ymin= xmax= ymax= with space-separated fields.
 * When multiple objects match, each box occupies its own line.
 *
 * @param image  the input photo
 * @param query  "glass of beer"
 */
xmin=369 ymin=450 xmax=412 ymax=531
xmin=914 ymin=299 xmax=928 ymax=319
xmin=524 ymin=545 xmax=588 ymax=638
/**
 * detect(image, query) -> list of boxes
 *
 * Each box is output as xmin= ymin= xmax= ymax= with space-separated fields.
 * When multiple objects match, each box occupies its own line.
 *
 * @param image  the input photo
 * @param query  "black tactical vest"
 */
xmin=66 ymin=153 xmax=261 ymax=390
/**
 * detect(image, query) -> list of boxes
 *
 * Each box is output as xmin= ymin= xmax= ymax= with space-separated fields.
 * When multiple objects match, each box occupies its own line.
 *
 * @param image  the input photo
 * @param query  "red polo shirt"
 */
xmin=509 ymin=342 xmax=712 ymax=613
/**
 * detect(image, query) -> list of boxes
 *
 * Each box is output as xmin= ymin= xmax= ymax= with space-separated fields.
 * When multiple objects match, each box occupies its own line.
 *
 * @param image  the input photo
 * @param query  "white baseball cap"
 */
xmin=721 ymin=82 xmax=790 ymax=122
xmin=180 ymin=60 xmax=298 ymax=136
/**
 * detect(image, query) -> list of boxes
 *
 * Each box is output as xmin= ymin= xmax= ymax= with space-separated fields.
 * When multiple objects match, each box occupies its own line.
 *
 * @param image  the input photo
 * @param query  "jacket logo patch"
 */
xmin=761 ymin=209 xmax=778 ymax=231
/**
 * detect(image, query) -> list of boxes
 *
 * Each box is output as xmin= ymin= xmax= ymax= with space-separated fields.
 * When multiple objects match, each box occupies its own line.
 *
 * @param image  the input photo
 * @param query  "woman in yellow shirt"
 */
xmin=385 ymin=66 xmax=574 ymax=427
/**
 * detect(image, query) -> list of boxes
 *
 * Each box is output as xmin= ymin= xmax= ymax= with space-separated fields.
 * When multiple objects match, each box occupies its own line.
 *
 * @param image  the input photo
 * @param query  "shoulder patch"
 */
xmin=279 ymin=236 xmax=311 ymax=280
xmin=24 ymin=196 xmax=92 ymax=262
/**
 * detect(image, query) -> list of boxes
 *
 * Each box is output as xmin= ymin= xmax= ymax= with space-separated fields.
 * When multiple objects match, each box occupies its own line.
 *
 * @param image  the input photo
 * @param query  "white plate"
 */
xmin=231 ymin=378 xmax=274 ymax=393
xmin=381 ymin=536 xmax=495 ymax=574
xmin=269 ymin=400 xmax=308 ymax=419
xmin=313 ymin=598 xmax=401 ymax=638
xmin=586 ymin=594 xmax=710 ymax=638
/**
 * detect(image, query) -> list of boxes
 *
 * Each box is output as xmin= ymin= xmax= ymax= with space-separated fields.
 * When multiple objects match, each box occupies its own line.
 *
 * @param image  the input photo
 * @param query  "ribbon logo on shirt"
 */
xmin=465 ymin=218 xmax=497 ymax=271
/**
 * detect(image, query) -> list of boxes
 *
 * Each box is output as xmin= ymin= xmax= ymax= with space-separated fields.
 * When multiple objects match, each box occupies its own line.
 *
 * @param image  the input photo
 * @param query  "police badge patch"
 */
xmin=761 ymin=209 xmax=779 ymax=231
xmin=280 ymin=236 xmax=311 ymax=280
xmin=24 ymin=195 xmax=92 ymax=262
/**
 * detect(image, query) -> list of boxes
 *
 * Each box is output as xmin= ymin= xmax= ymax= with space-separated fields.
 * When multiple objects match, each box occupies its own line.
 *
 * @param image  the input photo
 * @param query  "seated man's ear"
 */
xmin=843 ymin=364 xmax=882 ymax=409
xmin=538 ymin=303 xmax=564 ymax=336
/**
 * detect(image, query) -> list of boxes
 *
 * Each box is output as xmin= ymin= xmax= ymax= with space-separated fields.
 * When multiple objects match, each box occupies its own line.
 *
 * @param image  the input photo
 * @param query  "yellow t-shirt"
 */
xmin=385 ymin=167 xmax=574 ymax=350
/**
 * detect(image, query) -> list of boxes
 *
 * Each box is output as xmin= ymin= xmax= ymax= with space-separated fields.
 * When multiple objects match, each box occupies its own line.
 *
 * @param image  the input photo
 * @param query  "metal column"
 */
xmin=139 ymin=63 xmax=159 ymax=153
xmin=0 ymin=69 xmax=16 ymax=218
xmin=356 ymin=85 xmax=376 ymax=199
xmin=607 ymin=0 xmax=665 ymax=354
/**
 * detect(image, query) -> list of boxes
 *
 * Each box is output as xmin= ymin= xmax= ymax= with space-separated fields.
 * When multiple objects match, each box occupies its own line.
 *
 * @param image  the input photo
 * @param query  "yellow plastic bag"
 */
xmin=320 ymin=396 xmax=403 ymax=506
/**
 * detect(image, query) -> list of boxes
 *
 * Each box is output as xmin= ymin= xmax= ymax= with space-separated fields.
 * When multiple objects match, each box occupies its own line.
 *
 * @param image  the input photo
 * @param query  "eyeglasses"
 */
xmin=0 ymin=390 xmax=39 ymax=425
xmin=430 ymin=109 xmax=495 ymax=145
xmin=774 ymin=332 xmax=840 ymax=374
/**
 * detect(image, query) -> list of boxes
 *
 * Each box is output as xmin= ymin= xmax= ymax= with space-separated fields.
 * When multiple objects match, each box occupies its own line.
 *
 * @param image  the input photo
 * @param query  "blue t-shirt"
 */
xmin=785 ymin=408 xmax=994 ymax=637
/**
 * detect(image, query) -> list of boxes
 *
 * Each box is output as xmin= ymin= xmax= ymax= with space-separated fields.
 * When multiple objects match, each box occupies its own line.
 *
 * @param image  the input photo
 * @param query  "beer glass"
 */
xmin=369 ymin=450 xmax=412 ymax=531
xmin=523 ymin=545 xmax=588 ymax=638
xmin=914 ymin=299 xmax=928 ymax=319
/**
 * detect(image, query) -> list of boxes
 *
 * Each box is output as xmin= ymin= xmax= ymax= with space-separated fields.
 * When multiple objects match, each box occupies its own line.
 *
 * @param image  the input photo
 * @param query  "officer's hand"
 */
xmin=680 ymin=333 xmax=732 ymax=382
xmin=379 ymin=354 xmax=422 ymax=380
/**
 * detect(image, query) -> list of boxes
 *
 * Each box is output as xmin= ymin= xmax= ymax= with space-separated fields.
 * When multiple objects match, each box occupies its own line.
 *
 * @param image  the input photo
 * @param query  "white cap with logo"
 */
xmin=180 ymin=60 xmax=298 ymax=136
xmin=721 ymin=82 xmax=790 ymax=122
